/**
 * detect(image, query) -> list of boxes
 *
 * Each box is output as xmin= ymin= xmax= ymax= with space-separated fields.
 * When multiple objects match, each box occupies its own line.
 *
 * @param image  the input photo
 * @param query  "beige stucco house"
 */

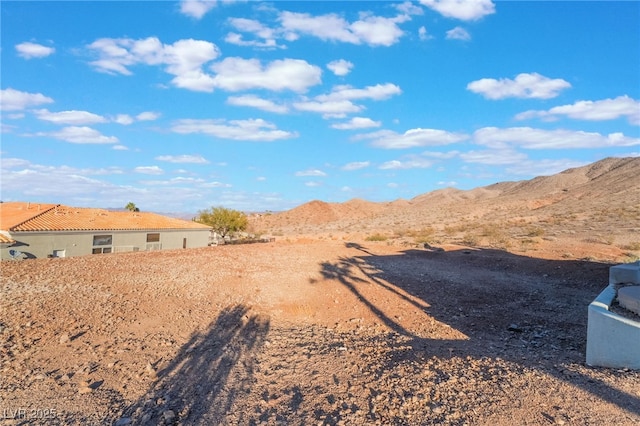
xmin=0 ymin=202 xmax=211 ymax=260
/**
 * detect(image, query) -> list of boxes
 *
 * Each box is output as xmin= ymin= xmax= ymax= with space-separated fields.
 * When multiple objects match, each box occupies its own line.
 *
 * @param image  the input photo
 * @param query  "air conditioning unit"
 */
xmin=145 ymin=243 xmax=162 ymax=251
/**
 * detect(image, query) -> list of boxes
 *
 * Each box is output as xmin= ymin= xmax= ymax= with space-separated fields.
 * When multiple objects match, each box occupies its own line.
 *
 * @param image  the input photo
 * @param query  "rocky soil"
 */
xmin=2 ymin=239 xmax=639 ymax=425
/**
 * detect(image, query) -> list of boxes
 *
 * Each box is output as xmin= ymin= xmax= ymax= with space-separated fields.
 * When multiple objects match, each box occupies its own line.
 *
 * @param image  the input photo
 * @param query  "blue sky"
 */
xmin=1 ymin=1 xmax=639 ymax=213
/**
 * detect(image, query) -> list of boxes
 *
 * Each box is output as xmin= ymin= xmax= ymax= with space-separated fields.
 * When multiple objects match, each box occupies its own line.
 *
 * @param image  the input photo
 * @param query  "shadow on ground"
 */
xmin=123 ymin=304 xmax=269 ymax=425
xmin=318 ymin=242 xmax=640 ymax=419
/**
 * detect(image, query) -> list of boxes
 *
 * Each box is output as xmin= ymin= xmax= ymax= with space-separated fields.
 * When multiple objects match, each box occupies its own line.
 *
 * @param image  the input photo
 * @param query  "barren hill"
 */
xmin=251 ymin=157 xmax=640 ymax=262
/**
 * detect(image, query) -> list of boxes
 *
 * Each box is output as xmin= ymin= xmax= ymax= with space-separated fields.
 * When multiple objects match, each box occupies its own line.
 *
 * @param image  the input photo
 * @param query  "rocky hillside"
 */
xmin=250 ymin=157 xmax=640 ymax=258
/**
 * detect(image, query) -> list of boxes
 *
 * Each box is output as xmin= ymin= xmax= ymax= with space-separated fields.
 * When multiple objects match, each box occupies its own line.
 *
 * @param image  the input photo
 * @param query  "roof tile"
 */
xmin=1 ymin=202 xmax=210 ymax=232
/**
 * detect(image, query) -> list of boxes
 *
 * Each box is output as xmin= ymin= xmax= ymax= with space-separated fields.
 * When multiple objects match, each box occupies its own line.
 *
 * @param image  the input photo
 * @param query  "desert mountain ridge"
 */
xmin=251 ymin=156 xmax=640 ymax=240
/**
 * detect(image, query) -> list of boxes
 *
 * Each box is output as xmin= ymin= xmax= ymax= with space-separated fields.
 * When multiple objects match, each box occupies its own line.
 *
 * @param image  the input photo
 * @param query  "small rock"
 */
xmin=59 ymin=333 xmax=70 ymax=344
xmin=507 ymin=324 xmax=523 ymax=332
xmin=162 ymin=410 xmax=176 ymax=422
xmin=78 ymin=386 xmax=93 ymax=394
xmin=146 ymin=362 xmax=157 ymax=379
xmin=114 ymin=417 xmax=132 ymax=426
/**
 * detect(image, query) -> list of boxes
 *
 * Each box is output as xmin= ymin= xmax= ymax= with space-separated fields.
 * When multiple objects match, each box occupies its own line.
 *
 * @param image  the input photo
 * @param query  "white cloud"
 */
xmin=278 ymin=11 xmax=408 ymax=47
xmin=446 ymin=26 xmax=471 ymax=41
xmin=88 ymin=37 xmax=221 ymax=92
xmin=349 ymin=14 xmax=410 ymax=47
xmin=467 ymin=73 xmax=571 ymax=100
xmin=474 ymin=127 xmax=640 ymax=149
xmin=89 ymin=37 xmax=322 ymax=92
xmin=33 ymin=109 xmax=158 ymax=125
xmin=515 ymin=95 xmax=640 ymax=125
xmin=36 ymin=126 xmax=118 ymax=144
xmin=224 ymin=33 xmax=277 ymax=49
xmin=180 ymin=0 xmax=217 ymax=19
xmin=15 ymin=42 xmax=55 ymax=59
xmin=225 ymin=18 xmax=282 ymax=49
xmin=421 ymin=150 xmax=460 ymax=159
xmin=396 ymin=1 xmax=425 ymax=16
xmin=361 ymin=128 xmax=468 ymax=149
xmin=171 ymin=118 xmax=297 ymax=141
xmin=342 ymin=161 xmax=370 ymax=171
xmin=292 ymin=99 xmax=363 ymax=117
xmin=1 ymin=159 xmax=131 ymax=200
xmin=293 ymin=83 xmax=401 ymax=118
xmin=420 ymin=0 xmax=496 ymax=21
xmin=155 ymin=155 xmax=209 ymax=164
xmin=211 ymin=57 xmax=322 ymax=93
xmin=0 ymin=88 xmax=54 ymax=111
xmin=318 ymin=83 xmax=402 ymax=101
xmin=418 ymin=26 xmax=433 ymax=41
xmin=113 ymin=114 xmax=134 ymax=125
xmin=438 ymin=181 xmax=458 ymax=186
xmin=227 ymin=95 xmax=289 ymax=113
xmin=305 ymin=181 xmax=322 ymax=187
xmin=1 ymin=157 xmax=281 ymax=212
xmin=136 ymin=111 xmax=161 ymax=121
xmin=134 ymin=166 xmax=164 ymax=175
xmin=379 ymin=156 xmax=434 ymax=170
xmin=201 ymin=181 xmax=232 ymax=188
xmin=332 ymin=117 xmax=381 ymax=130
xmin=295 ymin=169 xmax=327 ymax=177
xmin=460 ymin=149 xmax=528 ymax=165
xmin=33 ymin=109 xmax=107 ymax=125
xmin=327 ymin=59 xmax=354 ymax=76
xmin=113 ymin=145 xmax=129 ymax=151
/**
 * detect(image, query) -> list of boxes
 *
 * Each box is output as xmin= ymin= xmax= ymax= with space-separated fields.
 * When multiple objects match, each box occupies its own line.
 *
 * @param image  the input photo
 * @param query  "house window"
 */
xmin=146 ymin=233 xmax=160 ymax=243
xmin=92 ymin=234 xmax=112 ymax=254
xmin=92 ymin=247 xmax=112 ymax=254
xmin=93 ymin=235 xmax=112 ymax=246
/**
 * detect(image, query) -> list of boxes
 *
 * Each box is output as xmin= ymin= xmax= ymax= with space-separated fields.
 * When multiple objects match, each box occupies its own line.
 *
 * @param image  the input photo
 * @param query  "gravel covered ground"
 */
xmin=1 ymin=239 xmax=639 ymax=425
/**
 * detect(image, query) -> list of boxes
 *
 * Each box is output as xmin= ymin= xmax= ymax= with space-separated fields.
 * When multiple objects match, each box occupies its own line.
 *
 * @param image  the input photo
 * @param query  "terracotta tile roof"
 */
xmin=1 ymin=202 xmax=210 ymax=232
xmin=0 ymin=232 xmax=15 ymax=245
xmin=0 ymin=202 xmax=58 ymax=230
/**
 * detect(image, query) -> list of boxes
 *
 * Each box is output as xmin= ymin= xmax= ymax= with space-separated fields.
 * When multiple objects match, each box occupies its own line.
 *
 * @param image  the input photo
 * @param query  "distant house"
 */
xmin=0 ymin=202 xmax=211 ymax=260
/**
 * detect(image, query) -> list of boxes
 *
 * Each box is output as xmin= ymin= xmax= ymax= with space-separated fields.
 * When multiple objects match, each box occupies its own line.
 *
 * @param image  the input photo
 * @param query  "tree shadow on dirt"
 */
xmin=318 ymin=243 xmax=640 ymax=417
xmin=123 ymin=304 xmax=270 ymax=425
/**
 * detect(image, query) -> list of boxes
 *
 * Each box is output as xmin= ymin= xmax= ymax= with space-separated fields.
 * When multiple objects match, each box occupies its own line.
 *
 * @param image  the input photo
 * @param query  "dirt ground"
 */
xmin=1 ymin=237 xmax=639 ymax=425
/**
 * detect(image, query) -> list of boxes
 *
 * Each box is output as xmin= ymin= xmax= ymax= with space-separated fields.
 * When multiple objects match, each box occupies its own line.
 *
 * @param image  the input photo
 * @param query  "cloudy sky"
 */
xmin=1 ymin=0 xmax=639 ymax=213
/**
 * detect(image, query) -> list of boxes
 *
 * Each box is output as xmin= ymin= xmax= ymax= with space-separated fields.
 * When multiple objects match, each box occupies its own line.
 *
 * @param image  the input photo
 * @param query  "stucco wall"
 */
xmin=1 ymin=229 xmax=211 ymax=260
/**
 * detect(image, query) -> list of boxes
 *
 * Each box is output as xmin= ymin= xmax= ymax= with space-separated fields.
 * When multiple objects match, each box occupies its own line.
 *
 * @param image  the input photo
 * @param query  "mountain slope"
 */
xmin=251 ymin=157 xmax=639 ymax=234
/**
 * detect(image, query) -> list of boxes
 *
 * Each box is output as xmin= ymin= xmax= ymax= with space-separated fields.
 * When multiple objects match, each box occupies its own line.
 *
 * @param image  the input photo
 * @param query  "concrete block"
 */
xmin=609 ymin=261 xmax=640 ymax=285
xmin=586 ymin=284 xmax=640 ymax=369
xmin=618 ymin=286 xmax=640 ymax=316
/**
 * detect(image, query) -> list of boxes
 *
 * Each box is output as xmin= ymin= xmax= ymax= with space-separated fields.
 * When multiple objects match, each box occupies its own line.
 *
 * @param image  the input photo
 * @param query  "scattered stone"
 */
xmin=146 ymin=361 xmax=158 ymax=379
xmin=59 ymin=333 xmax=70 ymax=344
xmin=78 ymin=385 xmax=93 ymax=394
xmin=114 ymin=417 xmax=132 ymax=426
xmin=162 ymin=410 xmax=176 ymax=423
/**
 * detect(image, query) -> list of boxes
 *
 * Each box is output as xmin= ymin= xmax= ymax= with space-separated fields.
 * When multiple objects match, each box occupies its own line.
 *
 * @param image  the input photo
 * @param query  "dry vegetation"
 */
xmin=1 ymin=157 xmax=639 ymax=425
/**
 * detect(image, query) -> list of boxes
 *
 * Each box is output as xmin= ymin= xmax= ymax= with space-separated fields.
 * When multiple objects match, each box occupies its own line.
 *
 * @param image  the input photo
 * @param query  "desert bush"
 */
xmin=408 ymin=227 xmax=436 ymax=244
xmin=519 ymin=238 xmax=537 ymax=252
xmin=622 ymin=242 xmax=640 ymax=251
xmin=365 ymin=233 xmax=388 ymax=242
xmin=526 ymin=227 xmax=545 ymax=237
xmin=462 ymin=233 xmax=480 ymax=247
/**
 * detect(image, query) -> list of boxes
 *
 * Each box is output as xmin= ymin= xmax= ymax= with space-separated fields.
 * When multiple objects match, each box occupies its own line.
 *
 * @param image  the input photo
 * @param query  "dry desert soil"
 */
xmin=1 ymin=157 xmax=639 ymax=425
